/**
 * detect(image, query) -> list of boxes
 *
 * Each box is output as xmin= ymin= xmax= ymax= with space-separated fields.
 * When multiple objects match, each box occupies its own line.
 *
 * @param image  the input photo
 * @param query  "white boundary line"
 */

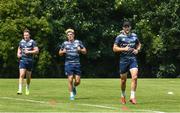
xmin=78 ymin=103 xmax=118 ymax=110
xmin=0 ymin=97 xmax=48 ymax=104
xmin=0 ymin=96 xmax=117 ymax=110
xmin=0 ymin=96 xmax=167 ymax=113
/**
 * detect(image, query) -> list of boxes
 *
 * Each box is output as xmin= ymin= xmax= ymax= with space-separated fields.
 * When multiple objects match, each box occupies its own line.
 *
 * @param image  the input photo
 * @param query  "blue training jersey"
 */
xmin=114 ymin=32 xmax=140 ymax=58
xmin=60 ymin=40 xmax=85 ymax=64
xmin=19 ymin=39 xmax=37 ymax=61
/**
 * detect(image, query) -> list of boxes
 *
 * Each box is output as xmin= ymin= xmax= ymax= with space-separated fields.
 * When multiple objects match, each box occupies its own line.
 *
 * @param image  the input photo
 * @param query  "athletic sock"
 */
xmin=26 ymin=84 xmax=30 ymax=90
xmin=70 ymin=92 xmax=74 ymax=97
xmin=121 ymin=90 xmax=126 ymax=97
xmin=18 ymin=83 xmax=22 ymax=92
xmin=130 ymin=90 xmax=135 ymax=99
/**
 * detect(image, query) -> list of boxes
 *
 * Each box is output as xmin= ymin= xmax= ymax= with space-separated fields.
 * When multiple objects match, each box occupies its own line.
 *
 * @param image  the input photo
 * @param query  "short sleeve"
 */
xmin=60 ymin=42 xmax=65 ymax=50
xmin=114 ymin=36 xmax=120 ymax=45
xmin=79 ymin=41 xmax=85 ymax=49
xmin=135 ymin=37 xmax=140 ymax=45
xmin=32 ymin=40 xmax=37 ymax=47
xmin=19 ymin=41 xmax=21 ymax=48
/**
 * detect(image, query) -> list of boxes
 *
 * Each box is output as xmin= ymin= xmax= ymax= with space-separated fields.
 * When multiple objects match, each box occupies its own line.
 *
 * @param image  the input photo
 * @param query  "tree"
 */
xmin=0 ymin=0 xmax=179 ymax=77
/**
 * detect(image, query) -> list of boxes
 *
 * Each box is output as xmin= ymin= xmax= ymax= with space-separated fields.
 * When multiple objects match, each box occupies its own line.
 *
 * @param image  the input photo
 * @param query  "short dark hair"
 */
xmin=123 ymin=21 xmax=131 ymax=27
xmin=23 ymin=28 xmax=30 ymax=34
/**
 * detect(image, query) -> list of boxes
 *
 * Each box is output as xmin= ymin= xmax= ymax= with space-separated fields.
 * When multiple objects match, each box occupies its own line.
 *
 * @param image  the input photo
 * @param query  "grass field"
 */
xmin=0 ymin=78 xmax=179 ymax=112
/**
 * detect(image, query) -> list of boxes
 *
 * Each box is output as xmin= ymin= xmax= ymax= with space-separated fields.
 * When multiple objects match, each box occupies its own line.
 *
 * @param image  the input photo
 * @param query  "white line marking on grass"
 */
xmin=0 ymin=97 xmax=48 ymax=104
xmin=0 ymin=96 xmax=166 ymax=113
xmin=78 ymin=103 xmax=118 ymax=110
xmin=0 ymin=97 xmax=118 ymax=110
xmin=79 ymin=104 xmax=166 ymax=113
xmin=137 ymin=109 xmax=165 ymax=113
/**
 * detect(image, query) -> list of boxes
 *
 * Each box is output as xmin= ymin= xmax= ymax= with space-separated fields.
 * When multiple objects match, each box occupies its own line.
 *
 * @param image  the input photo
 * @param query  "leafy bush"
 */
xmin=157 ymin=64 xmax=176 ymax=78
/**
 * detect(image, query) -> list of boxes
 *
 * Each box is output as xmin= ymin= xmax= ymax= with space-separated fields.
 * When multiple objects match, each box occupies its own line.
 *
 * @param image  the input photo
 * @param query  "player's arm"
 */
xmin=59 ymin=43 xmax=66 ymax=56
xmin=17 ymin=46 xmax=22 ymax=59
xmin=77 ymin=47 xmax=87 ymax=54
xmin=24 ymin=47 xmax=39 ymax=55
xmin=81 ymin=47 xmax=87 ymax=54
xmin=136 ymin=42 xmax=141 ymax=51
xmin=24 ymin=40 xmax=39 ymax=55
xmin=113 ymin=44 xmax=130 ymax=53
xmin=132 ymin=40 xmax=141 ymax=55
xmin=31 ymin=47 xmax=39 ymax=54
xmin=77 ymin=41 xmax=87 ymax=54
xmin=59 ymin=48 xmax=66 ymax=56
xmin=113 ymin=36 xmax=132 ymax=53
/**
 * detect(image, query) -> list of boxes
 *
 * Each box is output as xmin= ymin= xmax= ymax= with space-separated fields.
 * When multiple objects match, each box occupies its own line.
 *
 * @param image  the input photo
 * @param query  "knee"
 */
xmin=68 ymin=76 xmax=73 ymax=83
xmin=19 ymin=73 xmax=25 ymax=78
xmin=75 ymin=79 xmax=80 ymax=85
xmin=121 ymin=79 xmax=126 ymax=84
xmin=132 ymin=75 xmax=138 ymax=80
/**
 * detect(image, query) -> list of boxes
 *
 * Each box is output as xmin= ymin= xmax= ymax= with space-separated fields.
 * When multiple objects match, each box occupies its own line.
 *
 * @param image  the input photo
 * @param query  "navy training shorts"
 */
xmin=119 ymin=57 xmax=138 ymax=74
xmin=65 ymin=63 xmax=81 ymax=76
xmin=19 ymin=59 xmax=33 ymax=71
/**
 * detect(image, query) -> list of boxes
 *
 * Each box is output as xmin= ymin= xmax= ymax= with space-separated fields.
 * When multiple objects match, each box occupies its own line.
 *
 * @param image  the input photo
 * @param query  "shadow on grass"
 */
xmin=76 ymin=97 xmax=90 ymax=100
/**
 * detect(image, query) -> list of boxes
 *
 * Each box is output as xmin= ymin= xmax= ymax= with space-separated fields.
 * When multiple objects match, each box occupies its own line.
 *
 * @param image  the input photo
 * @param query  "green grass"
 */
xmin=0 ymin=78 xmax=179 ymax=112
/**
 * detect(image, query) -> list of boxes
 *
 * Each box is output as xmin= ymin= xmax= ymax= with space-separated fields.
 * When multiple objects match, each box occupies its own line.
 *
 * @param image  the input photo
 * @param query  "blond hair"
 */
xmin=65 ymin=28 xmax=74 ymax=34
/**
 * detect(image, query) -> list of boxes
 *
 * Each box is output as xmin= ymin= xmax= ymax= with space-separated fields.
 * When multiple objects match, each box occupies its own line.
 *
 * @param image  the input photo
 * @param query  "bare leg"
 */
xmin=26 ymin=71 xmax=32 ymax=86
xmin=120 ymin=72 xmax=127 ymax=104
xmin=130 ymin=68 xmax=138 ymax=100
xmin=74 ymin=75 xmax=80 ymax=87
xmin=18 ymin=69 xmax=26 ymax=93
xmin=25 ymin=70 xmax=32 ymax=95
xmin=68 ymin=75 xmax=74 ymax=97
xmin=120 ymin=73 xmax=127 ymax=97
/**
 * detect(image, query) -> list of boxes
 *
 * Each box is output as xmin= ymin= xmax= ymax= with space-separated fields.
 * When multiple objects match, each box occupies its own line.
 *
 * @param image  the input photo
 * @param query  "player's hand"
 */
xmin=24 ymin=49 xmax=31 ymax=54
xmin=77 ymin=46 xmax=81 ymax=52
xmin=132 ymin=49 xmax=138 ymax=55
xmin=17 ymin=53 xmax=22 ymax=58
xmin=62 ymin=48 xmax=66 ymax=53
xmin=124 ymin=45 xmax=129 ymax=51
xmin=124 ymin=45 xmax=134 ymax=52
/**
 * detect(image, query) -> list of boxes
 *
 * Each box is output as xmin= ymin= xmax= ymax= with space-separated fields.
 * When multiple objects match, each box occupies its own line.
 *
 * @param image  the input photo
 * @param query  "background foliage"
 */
xmin=0 ymin=0 xmax=179 ymax=78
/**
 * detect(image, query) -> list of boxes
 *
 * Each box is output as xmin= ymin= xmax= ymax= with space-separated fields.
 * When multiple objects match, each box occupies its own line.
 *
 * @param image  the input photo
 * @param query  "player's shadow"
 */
xmin=76 ymin=97 xmax=90 ymax=100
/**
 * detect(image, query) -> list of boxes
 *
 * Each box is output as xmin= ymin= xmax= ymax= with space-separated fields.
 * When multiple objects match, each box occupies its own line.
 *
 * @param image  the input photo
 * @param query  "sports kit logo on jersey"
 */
xmin=75 ymin=43 xmax=79 ymax=47
xmin=27 ymin=42 xmax=32 ymax=46
xmin=66 ymin=45 xmax=70 ymax=48
xmin=132 ymin=37 xmax=136 ymax=41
